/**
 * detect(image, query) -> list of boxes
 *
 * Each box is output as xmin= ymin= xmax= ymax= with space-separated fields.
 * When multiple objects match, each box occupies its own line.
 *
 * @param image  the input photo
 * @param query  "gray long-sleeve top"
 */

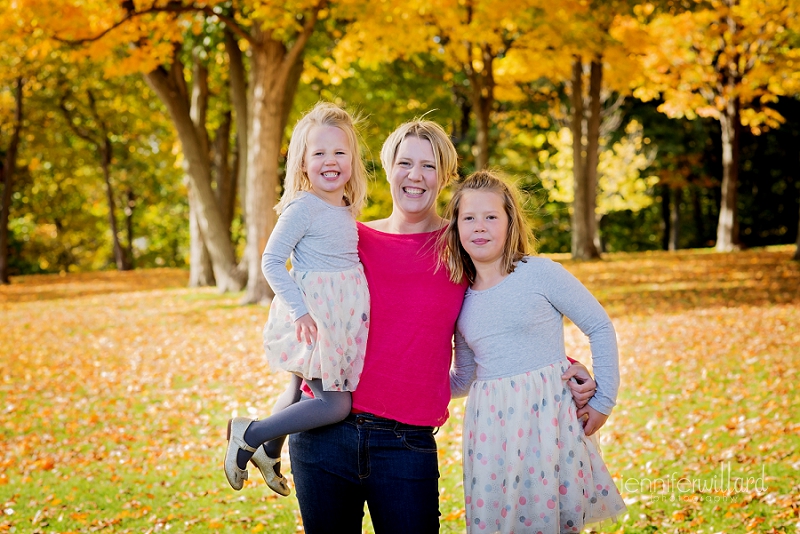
xmin=261 ymin=192 xmax=360 ymax=321
xmin=449 ymin=256 xmax=620 ymax=415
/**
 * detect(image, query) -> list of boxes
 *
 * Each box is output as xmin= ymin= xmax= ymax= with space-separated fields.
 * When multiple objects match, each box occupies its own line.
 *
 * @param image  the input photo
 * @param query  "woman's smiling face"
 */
xmin=388 ymin=135 xmax=440 ymax=220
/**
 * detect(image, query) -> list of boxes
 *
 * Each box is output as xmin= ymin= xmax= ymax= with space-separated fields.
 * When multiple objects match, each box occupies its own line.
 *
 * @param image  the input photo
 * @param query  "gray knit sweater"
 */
xmin=261 ymin=192 xmax=359 ymax=321
xmin=449 ymin=256 xmax=620 ymax=415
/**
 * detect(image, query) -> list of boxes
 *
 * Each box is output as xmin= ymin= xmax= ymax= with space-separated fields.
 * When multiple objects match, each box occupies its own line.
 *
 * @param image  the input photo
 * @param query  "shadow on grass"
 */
xmin=0 ymin=269 xmax=191 ymax=303
xmin=558 ymin=247 xmax=800 ymax=316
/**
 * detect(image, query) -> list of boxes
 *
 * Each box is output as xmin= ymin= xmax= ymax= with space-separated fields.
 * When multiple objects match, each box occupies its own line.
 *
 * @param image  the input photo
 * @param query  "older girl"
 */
xmin=442 ymin=171 xmax=626 ymax=533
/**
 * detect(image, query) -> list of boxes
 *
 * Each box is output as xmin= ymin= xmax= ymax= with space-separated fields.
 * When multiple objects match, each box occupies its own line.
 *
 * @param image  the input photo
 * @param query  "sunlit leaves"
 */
xmin=537 ymin=120 xmax=658 ymax=214
xmin=2 ymin=247 xmax=798 ymax=532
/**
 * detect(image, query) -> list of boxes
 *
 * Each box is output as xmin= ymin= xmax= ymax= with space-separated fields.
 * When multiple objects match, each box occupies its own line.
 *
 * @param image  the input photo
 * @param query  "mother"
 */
xmin=288 ymin=119 xmax=594 ymax=533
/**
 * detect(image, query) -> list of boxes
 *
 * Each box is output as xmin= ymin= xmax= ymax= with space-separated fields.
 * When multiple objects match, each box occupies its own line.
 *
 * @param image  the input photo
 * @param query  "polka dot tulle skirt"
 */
xmin=263 ymin=265 xmax=369 ymax=392
xmin=462 ymin=360 xmax=626 ymax=533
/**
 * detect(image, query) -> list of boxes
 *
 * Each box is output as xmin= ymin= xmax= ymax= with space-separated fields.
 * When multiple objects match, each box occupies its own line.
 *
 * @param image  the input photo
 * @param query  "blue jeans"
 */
xmin=288 ymin=412 xmax=441 ymax=533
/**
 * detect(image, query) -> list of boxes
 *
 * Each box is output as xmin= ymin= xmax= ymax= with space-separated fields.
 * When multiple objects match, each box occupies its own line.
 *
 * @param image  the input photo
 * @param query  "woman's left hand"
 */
xmin=562 ymin=362 xmax=596 ymax=409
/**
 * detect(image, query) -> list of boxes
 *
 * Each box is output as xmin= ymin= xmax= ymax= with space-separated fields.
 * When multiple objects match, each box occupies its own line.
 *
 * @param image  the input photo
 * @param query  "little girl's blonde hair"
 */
xmin=276 ymin=102 xmax=368 ymax=216
xmin=438 ymin=170 xmax=533 ymax=284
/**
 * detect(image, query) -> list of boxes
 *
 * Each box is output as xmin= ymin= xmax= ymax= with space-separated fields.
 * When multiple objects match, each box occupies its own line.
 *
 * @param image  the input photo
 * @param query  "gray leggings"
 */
xmin=244 ymin=374 xmax=352 ymax=458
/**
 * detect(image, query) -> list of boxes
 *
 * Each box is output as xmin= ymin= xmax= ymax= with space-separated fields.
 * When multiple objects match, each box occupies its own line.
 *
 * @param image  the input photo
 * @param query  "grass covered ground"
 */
xmin=1 ymin=247 xmax=799 ymax=533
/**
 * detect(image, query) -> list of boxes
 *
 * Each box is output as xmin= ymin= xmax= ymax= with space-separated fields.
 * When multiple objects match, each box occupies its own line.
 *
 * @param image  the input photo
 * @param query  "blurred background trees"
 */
xmin=1 ymin=0 xmax=799 ymax=285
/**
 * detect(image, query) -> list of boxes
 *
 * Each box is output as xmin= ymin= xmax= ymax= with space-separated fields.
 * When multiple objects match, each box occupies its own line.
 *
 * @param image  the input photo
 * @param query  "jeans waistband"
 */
xmin=345 ymin=412 xmax=434 ymax=432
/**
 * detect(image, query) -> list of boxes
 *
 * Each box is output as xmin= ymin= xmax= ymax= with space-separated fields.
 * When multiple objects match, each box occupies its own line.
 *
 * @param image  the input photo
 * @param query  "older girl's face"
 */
xmin=388 ymin=136 xmax=440 ymax=220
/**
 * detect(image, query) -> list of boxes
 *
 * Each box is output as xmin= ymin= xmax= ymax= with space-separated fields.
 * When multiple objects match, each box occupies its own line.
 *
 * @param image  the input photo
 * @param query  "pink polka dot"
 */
xmin=596 ymin=484 xmax=603 ymax=490
xmin=524 ymin=519 xmax=533 ymax=527
xmin=518 ymin=429 xmax=524 ymax=438
xmin=552 ymin=417 xmax=559 ymax=426
xmin=559 ymin=485 xmax=568 ymax=495
xmin=480 ymin=433 xmax=487 ymax=442
xmin=533 ymin=495 xmax=540 ymax=503
xmin=476 ymin=499 xmax=484 ymax=508
xmin=491 ymin=473 xmax=497 ymax=480
xmin=547 ymin=499 xmax=556 ymax=509
xmin=500 ymin=508 xmax=507 ymax=518
xmin=465 ymin=496 xmax=471 ymax=504
xmin=574 ymin=505 xmax=582 ymax=513
xmin=502 ymin=441 xmax=507 ymax=451
xmin=519 ymin=496 xmax=527 ymax=505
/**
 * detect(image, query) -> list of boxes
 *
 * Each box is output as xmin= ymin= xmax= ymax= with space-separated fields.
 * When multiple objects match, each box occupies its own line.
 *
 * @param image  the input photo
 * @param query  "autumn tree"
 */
xmin=51 ymin=0 xmax=337 ymax=301
xmin=334 ymin=0 xmax=590 ymax=170
xmin=635 ymin=0 xmax=800 ymax=251
xmin=0 ymin=0 xmax=45 ymax=283
xmin=59 ymin=84 xmax=132 ymax=271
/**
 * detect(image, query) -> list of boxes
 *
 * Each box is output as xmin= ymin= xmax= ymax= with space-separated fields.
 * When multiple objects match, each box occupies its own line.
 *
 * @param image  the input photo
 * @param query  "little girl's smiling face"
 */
xmin=457 ymin=189 xmax=509 ymax=269
xmin=304 ymin=125 xmax=352 ymax=206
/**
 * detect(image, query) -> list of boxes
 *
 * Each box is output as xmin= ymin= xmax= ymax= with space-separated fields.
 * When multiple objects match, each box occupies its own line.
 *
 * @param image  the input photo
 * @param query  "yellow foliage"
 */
xmin=537 ymin=121 xmax=657 ymax=215
xmin=634 ymin=0 xmax=800 ymax=128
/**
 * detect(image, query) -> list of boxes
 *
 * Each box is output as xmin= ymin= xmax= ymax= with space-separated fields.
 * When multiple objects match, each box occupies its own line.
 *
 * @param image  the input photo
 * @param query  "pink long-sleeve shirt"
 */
xmin=351 ymin=223 xmax=467 ymax=427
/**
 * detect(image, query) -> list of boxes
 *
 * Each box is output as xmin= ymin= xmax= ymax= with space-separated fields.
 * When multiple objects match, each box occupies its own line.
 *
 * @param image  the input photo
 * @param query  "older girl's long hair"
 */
xmin=275 ymin=102 xmax=368 ymax=216
xmin=438 ymin=170 xmax=533 ymax=284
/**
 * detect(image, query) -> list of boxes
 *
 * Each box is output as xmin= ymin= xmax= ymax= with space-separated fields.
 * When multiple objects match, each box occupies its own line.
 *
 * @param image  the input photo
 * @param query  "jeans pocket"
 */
xmin=399 ymin=429 xmax=437 ymax=453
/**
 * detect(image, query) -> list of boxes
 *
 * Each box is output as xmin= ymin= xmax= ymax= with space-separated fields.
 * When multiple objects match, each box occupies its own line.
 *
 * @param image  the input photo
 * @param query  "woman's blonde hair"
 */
xmin=276 ymin=102 xmax=368 ymax=216
xmin=380 ymin=119 xmax=459 ymax=189
xmin=438 ymin=170 xmax=533 ymax=284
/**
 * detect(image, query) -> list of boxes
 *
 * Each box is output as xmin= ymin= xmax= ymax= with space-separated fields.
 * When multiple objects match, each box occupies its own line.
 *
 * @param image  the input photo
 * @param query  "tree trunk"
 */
xmin=715 ymin=96 xmax=741 ymax=251
xmin=0 ymin=77 xmax=23 ymax=284
xmin=145 ymin=55 xmax=244 ymax=292
xmin=793 ymin=196 xmax=800 ymax=261
xmin=669 ymin=187 xmax=681 ymax=251
xmin=570 ymin=57 xmax=600 ymax=260
xmin=661 ymin=184 xmax=671 ymax=250
xmin=691 ymin=186 xmax=706 ymax=247
xmin=214 ymin=111 xmax=236 ymax=233
xmin=124 ymin=189 xmax=135 ymax=269
xmin=188 ymin=182 xmax=215 ymax=286
xmin=100 ymin=138 xmax=129 ymax=270
xmin=242 ymin=25 xmax=313 ymax=305
xmin=226 ymin=29 xmax=249 ymax=230
xmin=468 ymin=47 xmax=494 ymax=170
xmin=586 ymin=58 xmax=602 ymax=258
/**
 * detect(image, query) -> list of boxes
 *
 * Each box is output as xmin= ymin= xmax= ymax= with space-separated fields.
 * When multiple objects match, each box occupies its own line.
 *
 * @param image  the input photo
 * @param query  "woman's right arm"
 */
xmin=261 ymin=202 xmax=312 ymax=321
xmin=450 ymin=330 xmax=477 ymax=398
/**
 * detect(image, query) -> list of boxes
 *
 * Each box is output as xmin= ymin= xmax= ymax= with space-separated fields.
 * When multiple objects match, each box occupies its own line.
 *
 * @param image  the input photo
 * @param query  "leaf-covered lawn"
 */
xmin=2 ymin=248 xmax=799 ymax=533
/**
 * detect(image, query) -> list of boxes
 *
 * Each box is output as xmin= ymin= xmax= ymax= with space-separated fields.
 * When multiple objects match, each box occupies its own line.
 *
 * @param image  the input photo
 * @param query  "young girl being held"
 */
xmin=224 ymin=102 xmax=370 ymax=496
xmin=441 ymin=171 xmax=626 ymax=533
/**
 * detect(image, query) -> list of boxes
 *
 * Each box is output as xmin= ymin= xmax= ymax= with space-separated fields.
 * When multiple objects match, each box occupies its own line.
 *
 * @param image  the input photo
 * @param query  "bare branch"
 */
xmin=59 ymin=93 xmax=98 ymax=146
